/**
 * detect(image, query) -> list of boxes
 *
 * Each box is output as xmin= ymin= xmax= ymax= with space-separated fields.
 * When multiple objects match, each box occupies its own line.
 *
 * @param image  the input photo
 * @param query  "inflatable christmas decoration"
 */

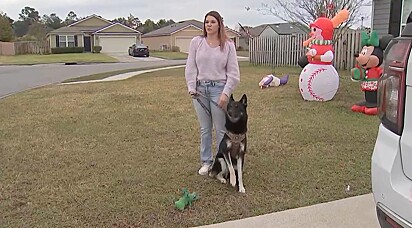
xmin=258 ymin=74 xmax=289 ymax=89
xmin=350 ymin=31 xmax=392 ymax=115
xmin=298 ymin=9 xmax=350 ymax=101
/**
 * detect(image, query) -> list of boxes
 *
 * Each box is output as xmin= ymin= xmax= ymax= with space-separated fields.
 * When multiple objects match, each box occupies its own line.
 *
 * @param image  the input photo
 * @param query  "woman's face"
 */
xmin=204 ymin=15 xmax=219 ymax=36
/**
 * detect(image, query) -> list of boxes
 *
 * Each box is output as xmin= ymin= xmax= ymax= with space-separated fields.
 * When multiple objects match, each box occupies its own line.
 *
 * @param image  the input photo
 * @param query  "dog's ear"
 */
xmin=240 ymin=94 xmax=247 ymax=107
xmin=230 ymin=94 xmax=234 ymax=101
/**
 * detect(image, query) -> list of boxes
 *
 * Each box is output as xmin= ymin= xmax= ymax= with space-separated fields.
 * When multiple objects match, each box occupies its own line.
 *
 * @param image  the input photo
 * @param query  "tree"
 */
xmin=257 ymin=0 xmax=371 ymax=37
xmin=111 ymin=17 xmax=127 ymax=25
xmin=18 ymin=6 xmax=40 ymax=23
xmin=165 ymin=19 xmax=175 ymax=26
xmin=156 ymin=19 xmax=167 ymax=28
xmin=141 ymin=19 xmax=156 ymax=33
xmin=64 ymin=11 xmax=78 ymax=26
xmin=42 ymin=13 xmax=63 ymax=29
xmin=13 ymin=20 xmax=30 ymax=37
xmin=127 ymin=14 xmax=141 ymax=29
xmin=0 ymin=12 xmax=14 ymax=41
xmin=27 ymin=22 xmax=47 ymax=41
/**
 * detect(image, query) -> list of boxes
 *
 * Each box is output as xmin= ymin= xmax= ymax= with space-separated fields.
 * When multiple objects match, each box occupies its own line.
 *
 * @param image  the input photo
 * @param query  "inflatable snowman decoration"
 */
xmin=299 ymin=9 xmax=349 ymax=101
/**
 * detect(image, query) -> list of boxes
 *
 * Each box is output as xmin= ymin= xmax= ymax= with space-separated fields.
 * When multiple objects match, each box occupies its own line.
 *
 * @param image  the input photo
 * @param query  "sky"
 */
xmin=0 ymin=0 xmax=372 ymax=29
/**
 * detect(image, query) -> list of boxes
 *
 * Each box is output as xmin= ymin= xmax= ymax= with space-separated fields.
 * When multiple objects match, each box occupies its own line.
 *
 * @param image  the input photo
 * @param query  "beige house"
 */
xmin=47 ymin=14 xmax=142 ymax=53
xmin=142 ymin=19 xmax=240 ymax=52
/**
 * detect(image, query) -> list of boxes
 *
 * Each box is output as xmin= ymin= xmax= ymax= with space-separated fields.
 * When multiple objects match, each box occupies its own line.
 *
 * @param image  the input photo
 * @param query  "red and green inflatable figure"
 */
xmin=351 ymin=31 xmax=392 ymax=115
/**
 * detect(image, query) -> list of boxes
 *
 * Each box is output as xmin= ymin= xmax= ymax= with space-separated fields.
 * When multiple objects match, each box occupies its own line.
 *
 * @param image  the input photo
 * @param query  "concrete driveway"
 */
xmin=198 ymin=194 xmax=379 ymax=228
xmin=107 ymin=53 xmax=165 ymax=62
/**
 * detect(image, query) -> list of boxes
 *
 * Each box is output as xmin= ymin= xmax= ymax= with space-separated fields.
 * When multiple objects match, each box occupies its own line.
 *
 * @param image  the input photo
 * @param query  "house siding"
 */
xmin=172 ymin=29 xmax=203 ymax=47
xmin=49 ymin=34 xmax=57 ymax=48
xmin=260 ymin=27 xmax=278 ymax=37
xmin=226 ymin=31 xmax=240 ymax=48
xmin=77 ymin=34 xmax=83 ymax=47
xmin=71 ymin=17 xmax=111 ymax=27
xmin=174 ymin=30 xmax=203 ymax=37
xmin=372 ymin=0 xmax=392 ymax=37
xmin=141 ymin=25 xmax=239 ymax=51
xmin=99 ymin=25 xmax=137 ymax=33
xmin=142 ymin=35 xmax=171 ymax=50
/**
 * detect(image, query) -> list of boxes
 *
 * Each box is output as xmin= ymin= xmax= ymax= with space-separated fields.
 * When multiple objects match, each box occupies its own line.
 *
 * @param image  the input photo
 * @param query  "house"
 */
xmin=238 ymin=23 xmax=308 ymax=50
xmin=47 ymin=14 xmax=142 ymax=53
xmin=372 ymin=0 xmax=411 ymax=37
xmin=141 ymin=19 xmax=240 ymax=52
xmin=250 ymin=23 xmax=308 ymax=37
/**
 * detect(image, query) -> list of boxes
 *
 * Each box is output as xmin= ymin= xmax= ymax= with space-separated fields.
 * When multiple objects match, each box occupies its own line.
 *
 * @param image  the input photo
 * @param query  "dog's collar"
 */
xmin=227 ymin=132 xmax=246 ymax=143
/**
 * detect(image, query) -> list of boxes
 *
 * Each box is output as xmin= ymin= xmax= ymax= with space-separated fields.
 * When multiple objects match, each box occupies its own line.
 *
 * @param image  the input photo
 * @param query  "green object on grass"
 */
xmin=174 ymin=188 xmax=199 ymax=210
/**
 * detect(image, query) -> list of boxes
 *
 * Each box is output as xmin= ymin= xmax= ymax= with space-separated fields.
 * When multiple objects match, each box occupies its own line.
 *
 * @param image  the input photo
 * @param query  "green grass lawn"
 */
xmin=0 ymin=53 xmax=118 ymax=65
xmin=150 ymin=51 xmax=188 ymax=60
xmin=150 ymin=51 xmax=249 ymax=59
xmin=62 ymin=64 xmax=186 ymax=83
xmin=0 ymin=62 xmax=379 ymax=227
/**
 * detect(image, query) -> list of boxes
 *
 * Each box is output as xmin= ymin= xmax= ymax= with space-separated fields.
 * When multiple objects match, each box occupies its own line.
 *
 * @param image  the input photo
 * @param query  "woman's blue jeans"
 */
xmin=192 ymin=80 xmax=226 ymax=165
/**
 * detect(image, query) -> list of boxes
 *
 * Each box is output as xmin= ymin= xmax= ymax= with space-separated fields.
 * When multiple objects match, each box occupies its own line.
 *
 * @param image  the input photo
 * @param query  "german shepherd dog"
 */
xmin=209 ymin=94 xmax=248 ymax=193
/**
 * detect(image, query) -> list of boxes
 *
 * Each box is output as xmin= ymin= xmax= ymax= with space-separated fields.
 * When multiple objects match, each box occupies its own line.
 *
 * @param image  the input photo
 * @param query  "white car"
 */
xmin=371 ymin=19 xmax=412 ymax=227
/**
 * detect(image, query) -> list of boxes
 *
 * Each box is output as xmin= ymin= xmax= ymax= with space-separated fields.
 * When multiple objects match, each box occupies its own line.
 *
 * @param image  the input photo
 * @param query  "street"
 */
xmin=0 ymin=60 xmax=186 ymax=98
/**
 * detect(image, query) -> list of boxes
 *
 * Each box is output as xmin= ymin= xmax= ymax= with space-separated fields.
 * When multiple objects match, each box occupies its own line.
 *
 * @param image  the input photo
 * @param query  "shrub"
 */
xmin=93 ymin=46 xmax=102 ymax=53
xmin=51 ymin=47 xmax=84 ymax=54
xmin=171 ymin=46 xmax=180 ymax=52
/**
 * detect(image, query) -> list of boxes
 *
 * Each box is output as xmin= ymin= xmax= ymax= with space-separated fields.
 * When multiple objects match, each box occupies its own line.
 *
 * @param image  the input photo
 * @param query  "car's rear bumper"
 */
xmin=372 ymin=124 xmax=412 ymax=227
xmin=376 ymin=204 xmax=412 ymax=228
xmin=133 ymin=52 xmax=149 ymax=56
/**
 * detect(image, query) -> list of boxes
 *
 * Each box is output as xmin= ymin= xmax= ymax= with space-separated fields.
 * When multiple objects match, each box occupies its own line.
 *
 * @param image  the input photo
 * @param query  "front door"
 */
xmin=84 ymin=36 xmax=91 ymax=52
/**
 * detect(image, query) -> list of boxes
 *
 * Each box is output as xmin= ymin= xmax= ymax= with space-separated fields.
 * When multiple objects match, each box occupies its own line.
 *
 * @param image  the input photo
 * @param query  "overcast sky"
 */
xmin=0 ymin=0 xmax=372 ymax=29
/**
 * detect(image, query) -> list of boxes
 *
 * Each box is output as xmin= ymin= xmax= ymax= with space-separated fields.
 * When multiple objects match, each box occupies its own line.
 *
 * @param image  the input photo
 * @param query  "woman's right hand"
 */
xmin=189 ymin=91 xmax=198 ymax=99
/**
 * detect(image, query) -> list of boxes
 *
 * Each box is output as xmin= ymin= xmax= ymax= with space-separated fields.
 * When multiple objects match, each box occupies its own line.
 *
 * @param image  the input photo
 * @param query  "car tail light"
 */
xmin=378 ymin=38 xmax=411 ymax=135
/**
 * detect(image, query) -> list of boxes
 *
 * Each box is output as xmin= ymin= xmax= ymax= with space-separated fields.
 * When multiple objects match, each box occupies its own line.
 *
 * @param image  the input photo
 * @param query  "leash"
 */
xmin=193 ymin=91 xmax=226 ymax=117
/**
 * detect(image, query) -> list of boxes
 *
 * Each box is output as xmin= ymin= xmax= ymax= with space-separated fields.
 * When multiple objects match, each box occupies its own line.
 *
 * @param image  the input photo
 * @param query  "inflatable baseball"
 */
xmin=298 ymin=9 xmax=349 ymax=101
xmin=299 ymin=64 xmax=339 ymax=101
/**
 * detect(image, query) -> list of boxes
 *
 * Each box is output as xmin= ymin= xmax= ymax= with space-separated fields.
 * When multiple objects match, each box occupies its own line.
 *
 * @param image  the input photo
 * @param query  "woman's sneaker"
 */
xmin=198 ymin=163 xmax=211 ymax=175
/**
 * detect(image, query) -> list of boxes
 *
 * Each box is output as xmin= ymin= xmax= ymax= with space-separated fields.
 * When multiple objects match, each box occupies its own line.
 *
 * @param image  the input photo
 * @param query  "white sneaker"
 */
xmin=198 ymin=163 xmax=211 ymax=175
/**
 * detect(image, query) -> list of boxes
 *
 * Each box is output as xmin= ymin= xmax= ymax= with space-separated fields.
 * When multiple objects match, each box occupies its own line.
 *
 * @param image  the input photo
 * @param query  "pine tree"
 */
xmin=0 ymin=13 xmax=14 ymax=42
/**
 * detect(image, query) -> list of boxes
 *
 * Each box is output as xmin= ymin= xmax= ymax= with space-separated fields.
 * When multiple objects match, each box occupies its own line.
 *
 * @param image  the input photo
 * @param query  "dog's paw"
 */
xmin=239 ymin=186 xmax=246 ymax=193
xmin=219 ymin=178 xmax=227 ymax=184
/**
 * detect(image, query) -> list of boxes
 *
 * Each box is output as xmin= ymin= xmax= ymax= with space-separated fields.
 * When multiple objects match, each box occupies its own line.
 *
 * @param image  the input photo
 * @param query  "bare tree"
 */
xmin=257 ymin=0 xmax=371 ymax=38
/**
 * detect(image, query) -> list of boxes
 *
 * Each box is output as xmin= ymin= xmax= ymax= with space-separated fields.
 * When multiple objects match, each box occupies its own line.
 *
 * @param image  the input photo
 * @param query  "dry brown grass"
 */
xmin=0 ymin=62 xmax=379 ymax=227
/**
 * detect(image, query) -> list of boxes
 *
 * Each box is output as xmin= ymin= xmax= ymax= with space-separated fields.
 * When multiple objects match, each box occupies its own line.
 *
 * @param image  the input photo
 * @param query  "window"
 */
xmin=59 ymin=35 xmax=75 ymax=47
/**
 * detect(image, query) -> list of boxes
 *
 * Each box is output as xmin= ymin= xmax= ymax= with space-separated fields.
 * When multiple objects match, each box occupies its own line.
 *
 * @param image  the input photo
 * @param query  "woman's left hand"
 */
xmin=218 ymin=93 xmax=229 ymax=110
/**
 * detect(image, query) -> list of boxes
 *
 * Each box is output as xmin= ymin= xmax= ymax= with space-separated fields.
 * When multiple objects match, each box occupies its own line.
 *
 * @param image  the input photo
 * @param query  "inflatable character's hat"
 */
xmin=309 ymin=9 xmax=350 ymax=40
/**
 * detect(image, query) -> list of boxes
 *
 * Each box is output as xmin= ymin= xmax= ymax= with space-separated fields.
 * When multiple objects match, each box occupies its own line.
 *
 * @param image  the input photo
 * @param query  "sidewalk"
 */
xmin=196 ymin=194 xmax=379 ymax=228
xmin=61 ymin=65 xmax=185 ymax=85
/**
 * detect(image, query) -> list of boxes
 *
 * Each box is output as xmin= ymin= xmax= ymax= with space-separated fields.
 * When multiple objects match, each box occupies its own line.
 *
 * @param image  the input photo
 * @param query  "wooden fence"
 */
xmin=14 ymin=41 xmax=50 ymax=55
xmin=249 ymin=30 xmax=362 ymax=70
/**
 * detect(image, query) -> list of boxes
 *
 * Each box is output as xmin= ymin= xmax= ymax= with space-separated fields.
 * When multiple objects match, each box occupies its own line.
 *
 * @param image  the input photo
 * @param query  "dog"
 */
xmin=209 ymin=94 xmax=248 ymax=193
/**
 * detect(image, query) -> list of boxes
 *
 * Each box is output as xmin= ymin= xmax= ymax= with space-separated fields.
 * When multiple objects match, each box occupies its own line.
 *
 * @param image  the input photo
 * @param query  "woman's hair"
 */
xmin=203 ymin=10 xmax=228 ymax=50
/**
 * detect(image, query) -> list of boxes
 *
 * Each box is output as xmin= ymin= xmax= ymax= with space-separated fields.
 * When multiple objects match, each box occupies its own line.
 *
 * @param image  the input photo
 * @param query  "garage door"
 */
xmin=175 ymin=37 xmax=193 ymax=53
xmin=99 ymin=36 xmax=136 ymax=53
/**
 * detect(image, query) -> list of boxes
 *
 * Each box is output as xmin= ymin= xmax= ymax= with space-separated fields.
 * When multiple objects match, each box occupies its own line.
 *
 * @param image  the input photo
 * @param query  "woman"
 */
xmin=185 ymin=10 xmax=240 ymax=175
